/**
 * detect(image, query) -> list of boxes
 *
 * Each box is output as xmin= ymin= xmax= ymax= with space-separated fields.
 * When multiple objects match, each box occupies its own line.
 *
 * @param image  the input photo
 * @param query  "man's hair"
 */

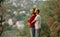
xmin=37 ymin=9 xmax=40 ymax=14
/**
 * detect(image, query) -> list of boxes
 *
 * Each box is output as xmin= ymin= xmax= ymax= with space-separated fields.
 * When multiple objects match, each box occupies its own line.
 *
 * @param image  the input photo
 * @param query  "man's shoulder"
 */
xmin=37 ymin=15 xmax=40 ymax=17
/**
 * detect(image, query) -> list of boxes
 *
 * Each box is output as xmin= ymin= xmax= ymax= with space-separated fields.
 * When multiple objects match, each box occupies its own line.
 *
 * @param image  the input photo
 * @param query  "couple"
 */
xmin=28 ymin=8 xmax=41 ymax=37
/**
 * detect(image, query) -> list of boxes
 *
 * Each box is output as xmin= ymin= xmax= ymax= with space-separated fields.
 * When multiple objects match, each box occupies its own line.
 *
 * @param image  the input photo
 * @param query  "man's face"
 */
xmin=35 ymin=8 xmax=38 ymax=14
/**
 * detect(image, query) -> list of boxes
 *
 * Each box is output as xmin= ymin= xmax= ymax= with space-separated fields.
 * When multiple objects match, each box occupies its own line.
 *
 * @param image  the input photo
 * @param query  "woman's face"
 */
xmin=35 ymin=8 xmax=38 ymax=14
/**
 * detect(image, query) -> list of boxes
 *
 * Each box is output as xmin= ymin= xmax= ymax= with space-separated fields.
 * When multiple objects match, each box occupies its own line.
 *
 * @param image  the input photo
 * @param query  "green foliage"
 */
xmin=39 ymin=0 xmax=60 ymax=37
xmin=1 ymin=0 xmax=60 ymax=37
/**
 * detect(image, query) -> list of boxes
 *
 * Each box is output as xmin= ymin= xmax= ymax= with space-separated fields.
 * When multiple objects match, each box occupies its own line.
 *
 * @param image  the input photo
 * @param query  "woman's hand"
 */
xmin=31 ymin=20 xmax=36 ymax=24
xmin=28 ymin=22 xmax=30 ymax=26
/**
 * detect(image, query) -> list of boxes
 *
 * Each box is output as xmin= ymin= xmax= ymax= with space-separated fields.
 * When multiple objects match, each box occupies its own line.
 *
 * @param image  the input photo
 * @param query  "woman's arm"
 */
xmin=28 ymin=15 xmax=36 ymax=24
xmin=28 ymin=18 xmax=31 ymax=26
xmin=31 ymin=19 xmax=36 ymax=23
xmin=28 ymin=22 xmax=30 ymax=26
xmin=31 ymin=16 xmax=37 ymax=23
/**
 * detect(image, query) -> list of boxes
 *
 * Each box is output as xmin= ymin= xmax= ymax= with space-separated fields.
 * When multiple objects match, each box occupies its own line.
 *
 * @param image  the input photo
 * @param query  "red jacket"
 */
xmin=28 ymin=15 xmax=36 ymax=28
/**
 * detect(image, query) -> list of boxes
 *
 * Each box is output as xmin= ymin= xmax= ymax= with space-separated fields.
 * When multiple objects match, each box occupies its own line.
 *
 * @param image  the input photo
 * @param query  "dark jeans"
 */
xmin=30 ymin=28 xmax=35 ymax=37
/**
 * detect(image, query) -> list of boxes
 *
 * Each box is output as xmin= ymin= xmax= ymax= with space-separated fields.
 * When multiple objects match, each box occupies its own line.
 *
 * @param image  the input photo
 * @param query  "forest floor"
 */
xmin=0 ymin=30 xmax=27 ymax=37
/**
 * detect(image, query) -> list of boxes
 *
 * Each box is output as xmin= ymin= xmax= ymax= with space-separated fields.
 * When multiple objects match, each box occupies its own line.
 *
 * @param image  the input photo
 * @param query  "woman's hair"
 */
xmin=31 ymin=8 xmax=36 ymax=15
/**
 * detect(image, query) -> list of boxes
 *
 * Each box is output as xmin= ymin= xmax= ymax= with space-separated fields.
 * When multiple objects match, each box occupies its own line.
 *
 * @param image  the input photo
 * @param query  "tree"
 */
xmin=0 ymin=0 xmax=9 ymax=36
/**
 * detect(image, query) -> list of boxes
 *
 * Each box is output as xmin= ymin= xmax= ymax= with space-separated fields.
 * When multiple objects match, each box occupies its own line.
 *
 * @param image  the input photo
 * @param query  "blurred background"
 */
xmin=0 ymin=0 xmax=60 ymax=37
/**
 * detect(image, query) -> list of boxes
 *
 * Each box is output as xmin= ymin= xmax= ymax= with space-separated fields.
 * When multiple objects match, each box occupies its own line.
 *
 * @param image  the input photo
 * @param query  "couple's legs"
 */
xmin=30 ymin=28 xmax=35 ymax=37
xmin=30 ymin=28 xmax=41 ymax=37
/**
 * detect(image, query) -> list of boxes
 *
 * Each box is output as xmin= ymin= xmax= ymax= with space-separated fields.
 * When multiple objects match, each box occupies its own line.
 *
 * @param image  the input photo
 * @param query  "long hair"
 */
xmin=31 ymin=8 xmax=36 ymax=15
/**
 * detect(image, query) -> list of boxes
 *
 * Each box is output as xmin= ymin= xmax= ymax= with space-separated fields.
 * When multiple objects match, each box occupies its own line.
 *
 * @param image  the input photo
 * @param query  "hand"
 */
xmin=28 ymin=23 xmax=30 ymax=26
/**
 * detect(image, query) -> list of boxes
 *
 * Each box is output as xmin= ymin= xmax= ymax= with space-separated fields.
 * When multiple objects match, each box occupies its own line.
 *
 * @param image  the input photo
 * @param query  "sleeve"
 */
xmin=28 ymin=16 xmax=33 ymax=23
xmin=28 ymin=18 xmax=30 ymax=23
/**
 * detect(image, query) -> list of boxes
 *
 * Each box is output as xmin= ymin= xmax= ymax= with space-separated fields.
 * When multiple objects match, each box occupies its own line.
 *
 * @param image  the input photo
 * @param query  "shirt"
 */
xmin=34 ymin=14 xmax=41 ymax=29
xmin=28 ymin=15 xmax=36 ymax=28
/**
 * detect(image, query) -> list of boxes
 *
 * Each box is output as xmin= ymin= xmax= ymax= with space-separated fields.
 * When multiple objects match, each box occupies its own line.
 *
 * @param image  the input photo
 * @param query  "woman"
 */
xmin=28 ymin=8 xmax=36 ymax=37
